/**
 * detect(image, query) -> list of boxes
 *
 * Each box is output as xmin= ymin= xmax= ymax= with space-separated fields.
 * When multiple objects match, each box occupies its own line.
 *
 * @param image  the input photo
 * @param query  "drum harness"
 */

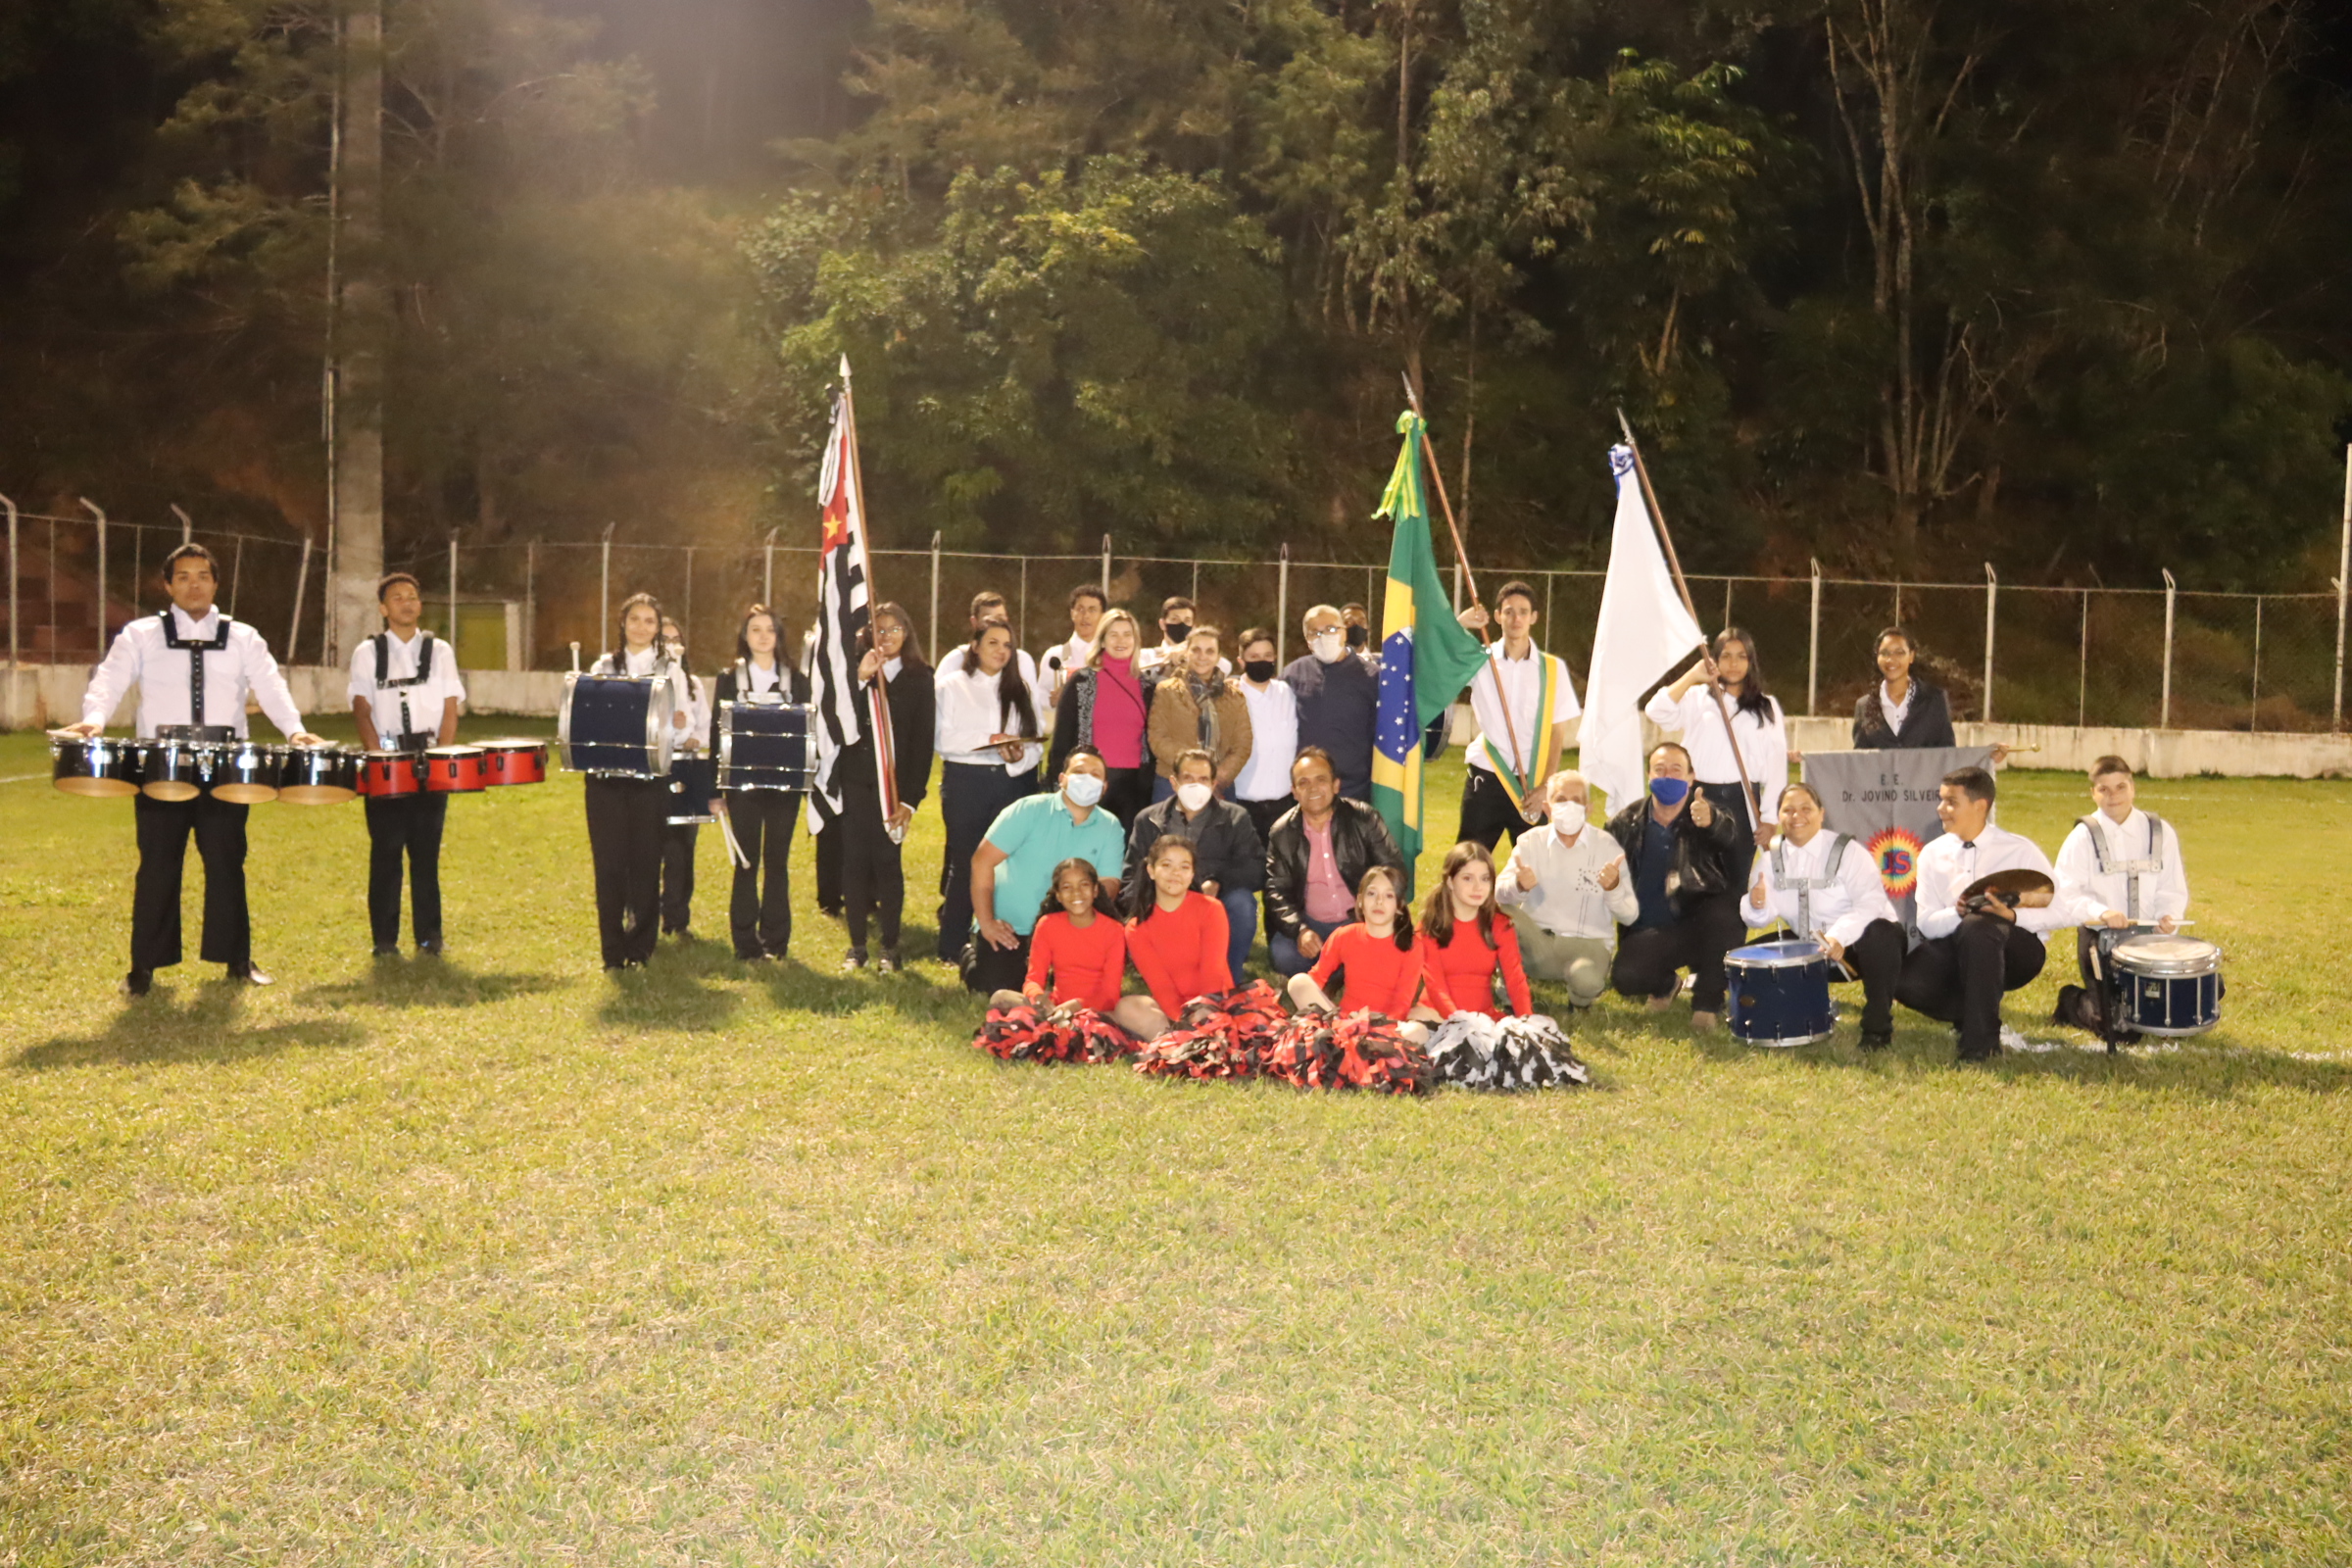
xmin=1769 ymin=832 xmax=1854 ymax=945
xmin=157 ymin=610 xmax=237 ymax=744
xmin=2080 ymin=811 xmax=2166 ymax=923
xmin=372 ymin=629 xmax=440 ymax=751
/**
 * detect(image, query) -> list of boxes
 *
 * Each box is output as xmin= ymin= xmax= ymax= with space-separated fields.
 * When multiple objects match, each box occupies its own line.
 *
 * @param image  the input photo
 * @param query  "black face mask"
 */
xmin=1346 ymin=624 xmax=1370 ymax=650
xmin=1164 ymin=621 xmax=1193 ymax=644
xmin=1243 ymin=659 xmax=1276 ymax=683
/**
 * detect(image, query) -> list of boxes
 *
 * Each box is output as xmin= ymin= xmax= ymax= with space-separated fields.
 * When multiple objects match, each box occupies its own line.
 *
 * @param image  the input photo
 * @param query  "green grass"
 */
xmin=4 ymin=724 xmax=2349 ymax=1565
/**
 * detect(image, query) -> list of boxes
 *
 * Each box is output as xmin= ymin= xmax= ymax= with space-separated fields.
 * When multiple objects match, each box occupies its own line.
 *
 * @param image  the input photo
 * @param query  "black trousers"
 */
xmin=811 ymin=790 xmax=843 ymax=915
xmin=1240 ymin=794 xmax=1294 ymax=844
xmin=364 ymin=792 xmax=448 ymax=951
xmin=1456 ymin=766 xmax=1538 ymax=853
xmin=835 ymin=756 xmax=906 ymax=954
xmin=1896 ymin=914 xmax=2048 ymax=1055
xmin=937 ymin=761 xmax=1033 ymax=961
xmin=1611 ymin=891 xmax=1746 ymax=1013
xmin=585 ymin=775 xmax=665 ymax=968
xmin=1101 ymin=764 xmax=1152 ymax=832
xmin=724 ymin=789 xmax=798 ymax=958
xmin=660 ymin=822 xmax=698 ymax=934
xmin=1699 ymin=780 xmax=1764 ymax=891
xmin=1835 ymin=917 xmax=1908 ymax=1037
xmin=964 ymin=930 xmax=1033 ymax=995
xmin=130 ymin=791 xmax=251 ymax=973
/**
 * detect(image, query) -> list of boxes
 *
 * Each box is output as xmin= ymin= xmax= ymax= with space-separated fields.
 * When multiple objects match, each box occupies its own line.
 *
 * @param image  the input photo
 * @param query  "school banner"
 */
xmin=1802 ymin=746 xmax=1993 ymax=936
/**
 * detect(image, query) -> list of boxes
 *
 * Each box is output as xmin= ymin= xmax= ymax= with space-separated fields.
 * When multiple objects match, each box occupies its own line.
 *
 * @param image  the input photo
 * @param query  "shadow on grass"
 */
xmin=296 ymin=958 xmax=569 ymax=1010
xmin=595 ymin=934 xmax=747 ymax=1032
xmin=11 ymin=981 xmax=368 ymax=1071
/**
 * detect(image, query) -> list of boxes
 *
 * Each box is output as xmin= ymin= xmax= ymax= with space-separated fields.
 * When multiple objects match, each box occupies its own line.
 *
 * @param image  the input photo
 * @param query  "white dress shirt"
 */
xmin=1642 ymin=685 xmax=1789 ymax=823
xmin=1879 ymin=680 xmax=1915 ymax=736
xmin=937 ymin=644 xmax=1039 ymax=687
xmin=1496 ymin=821 xmax=1638 ymax=944
xmin=82 ymin=606 xmax=306 ymax=739
xmin=347 ymin=627 xmax=467 ymax=745
xmin=2055 ymin=808 xmax=2190 ymax=926
xmin=1913 ymin=820 xmax=2070 ymax=943
xmin=935 ymin=662 xmax=1044 ymax=773
xmin=587 ymin=645 xmax=688 ymax=727
xmin=1466 ymin=644 xmax=1581 ymax=778
xmin=1233 ymin=677 xmax=1299 ymax=803
xmin=1743 ymin=829 xmax=1895 ymax=948
xmin=732 ymin=659 xmax=792 ymax=698
xmin=1038 ymin=634 xmax=1095 ymax=718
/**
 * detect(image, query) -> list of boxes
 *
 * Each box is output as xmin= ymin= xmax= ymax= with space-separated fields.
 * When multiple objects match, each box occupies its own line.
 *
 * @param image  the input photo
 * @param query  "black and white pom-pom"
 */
xmin=1425 ymin=1012 xmax=1590 ymax=1090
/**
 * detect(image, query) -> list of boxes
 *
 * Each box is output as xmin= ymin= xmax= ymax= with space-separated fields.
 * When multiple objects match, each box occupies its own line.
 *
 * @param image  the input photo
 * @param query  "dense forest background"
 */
xmin=5 ymin=0 xmax=2352 ymax=590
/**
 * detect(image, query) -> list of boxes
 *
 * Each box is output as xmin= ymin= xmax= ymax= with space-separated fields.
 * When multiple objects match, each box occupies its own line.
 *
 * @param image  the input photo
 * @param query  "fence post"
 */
xmin=1277 ymin=544 xmax=1291 ymax=668
xmin=1542 ymin=570 xmax=1554 ymax=654
xmin=79 ymin=499 xmax=107 ymax=656
xmin=1982 ymin=564 xmax=1996 ymax=725
xmin=2160 ymin=568 xmax=2177 ymax=729
xmin=448 ymin=536 xmax=460 ymax=667
xmin=1100 ymin=532 xmax=1111 ymax=598
xmin=289 ymin=533 xmax=314 ymax=653
xmin=172 ymin=504 xmax=192 ymax=544
xmin=524 ymin=538 xmax=537 ymax=670
xmin=2 ymin=491 xmax=16 ymax=671
xmin=599 ymin=522 xmax=613 ymax=646
xmin=2250 ymin=594 xmax=2263 ymax=732
xmin=762 ymin=526 xmax=777 ymax=610
xmin=2078 ymin=591 xmax=2090 ymax=728
xmin=1018 ymin=555 xmax=1029 ymax=642
xmin=228 ymin=536 xmax=244 ymax=617
xmin=1806 ymin=558 xmax=1821 ymax=717
xmin=2335 ymin=444 xmax=2349 ymax=731
xmin=929 ymin=530 xmax=942 ymax=660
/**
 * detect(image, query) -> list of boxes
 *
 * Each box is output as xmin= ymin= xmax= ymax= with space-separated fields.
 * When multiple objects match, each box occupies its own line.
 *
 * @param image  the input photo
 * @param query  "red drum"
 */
xmin=478 ymin=738 xmax=549 ymax=786
xmin=360 ymin=751 xmax=426 ymax=799
xmin=424 ymin=745 xmax=487 ymax=794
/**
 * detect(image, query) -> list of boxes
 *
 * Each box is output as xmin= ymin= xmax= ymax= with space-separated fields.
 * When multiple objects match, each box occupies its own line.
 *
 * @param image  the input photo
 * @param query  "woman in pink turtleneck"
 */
xmin=1046 ymin=608 xmax=1154 ymax=828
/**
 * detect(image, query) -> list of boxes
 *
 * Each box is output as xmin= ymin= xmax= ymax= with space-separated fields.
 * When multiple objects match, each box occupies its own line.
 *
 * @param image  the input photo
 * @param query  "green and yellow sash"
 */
xmin=1475 ymin=649 xmax=1561 ymax=818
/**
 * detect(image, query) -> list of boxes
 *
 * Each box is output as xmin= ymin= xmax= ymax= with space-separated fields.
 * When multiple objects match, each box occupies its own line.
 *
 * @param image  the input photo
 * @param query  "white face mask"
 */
xmin=1175 ymin=781 xmax=1212 ymax=812
xmin=1310 ymin=629 xmax=1346 ymax=663
xmin=1550 ymin=800 xmax=1588 ymax=837
xmin=1063 ymin=773 xmax=1105 ymax=808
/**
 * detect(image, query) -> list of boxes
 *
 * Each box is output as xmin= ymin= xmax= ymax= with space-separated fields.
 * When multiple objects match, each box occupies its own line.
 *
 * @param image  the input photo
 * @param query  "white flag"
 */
xmin=1582 ymin=445 xmax=1704 ymax=815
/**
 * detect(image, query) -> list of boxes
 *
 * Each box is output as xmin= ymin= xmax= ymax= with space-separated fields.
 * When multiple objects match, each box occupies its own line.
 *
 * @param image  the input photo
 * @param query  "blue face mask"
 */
xmin=1648 ymin=776 xmax=1690 ymax=808
xmin=1064 ymin=772 xmax=1105 ymax=808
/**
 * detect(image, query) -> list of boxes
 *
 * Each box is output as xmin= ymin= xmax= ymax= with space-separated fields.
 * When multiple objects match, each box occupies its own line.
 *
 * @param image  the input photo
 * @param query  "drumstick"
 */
xmin=717 ymin=808 xmax=751 ymax=870
xmin=1808 ymin=926 xmax=1859 ymax=982
xmin=569 ymin=642 xmax=581 ymax=674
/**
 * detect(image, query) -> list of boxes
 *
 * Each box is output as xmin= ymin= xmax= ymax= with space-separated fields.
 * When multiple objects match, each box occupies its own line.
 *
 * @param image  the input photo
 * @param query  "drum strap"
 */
xmin=732 ymin=660 xmax=786 ymax=705
xmin=373 ymin=630 xmax=436 ymax=743
xmin=1770 ymin=833 xmax=1851 ymax=938
xmin=2081 ymin=812 xmax=2165 ymax=921
xmin=160 ymin=610 xmax=234 ymax=729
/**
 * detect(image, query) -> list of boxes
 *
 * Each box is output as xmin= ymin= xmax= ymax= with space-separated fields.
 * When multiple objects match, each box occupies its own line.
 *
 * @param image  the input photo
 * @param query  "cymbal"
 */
xmin=1962 ymin=867 xmax=2055 ymax=907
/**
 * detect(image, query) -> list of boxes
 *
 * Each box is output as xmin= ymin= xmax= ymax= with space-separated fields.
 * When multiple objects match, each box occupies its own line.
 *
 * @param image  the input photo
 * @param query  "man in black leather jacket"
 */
xmin=1263 ymin=748 xmax=1402 ymax=976
xmin=1607 ymin=741 xmax=1747 ymax=1032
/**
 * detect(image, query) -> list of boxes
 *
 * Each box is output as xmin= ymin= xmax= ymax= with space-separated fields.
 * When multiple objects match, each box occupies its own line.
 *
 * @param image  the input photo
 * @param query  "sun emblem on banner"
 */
xmin=1869 ymin=826 xmax=1924 ymax=898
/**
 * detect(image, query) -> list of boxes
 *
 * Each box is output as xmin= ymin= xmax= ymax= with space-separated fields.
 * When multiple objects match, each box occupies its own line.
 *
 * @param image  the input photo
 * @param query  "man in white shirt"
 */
xmin=1895 ymin=765 xmax=2071 ymax=1060
xmin=1495 ymin=769 xmax=1635 ymax=1008
xmin=1138 ymin=594 xmax=1230 ymax=683
xmin=1037 ymin=583 xmax=1105 ymax=723
xmin=70 ymin=543 xmax=324 ymax=996
xmin=2051 ymin=755 xmax=2191 ymax=1035
xmin=350 ymin=572 xmax=467 ymax=957
xmin=1744 ymin=780 xmax=1906 ymax=1048
xmin=1231 ymin=625 xmax=1298 ymax=842
xmin=1456 ymin=580 xmax=1581 ymax=854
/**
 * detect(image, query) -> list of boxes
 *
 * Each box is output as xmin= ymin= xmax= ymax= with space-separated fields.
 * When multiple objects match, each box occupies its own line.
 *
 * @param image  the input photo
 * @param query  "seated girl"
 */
xmin=989 ymin=857 xmax=1126 ymax=1015
xmin=1284 ymin=863 xmax=1444 ymax=1044
xmin=1116 ymin=834 xmax=1233 ymax=1041
xmin=1418 ymin=841 xmax=1535 ymax=1020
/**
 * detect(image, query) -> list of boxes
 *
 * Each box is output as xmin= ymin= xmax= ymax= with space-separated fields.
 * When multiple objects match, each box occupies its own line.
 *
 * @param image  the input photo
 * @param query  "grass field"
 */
xmin=4 ymin=721 xmax=2350 ymax=1566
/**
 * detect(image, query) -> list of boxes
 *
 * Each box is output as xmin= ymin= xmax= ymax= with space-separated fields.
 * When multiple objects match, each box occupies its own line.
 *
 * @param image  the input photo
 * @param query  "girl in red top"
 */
xmin=990 ymin=858 xmax=1126 ymax=1014
xmin=1286 ymin=863 xmax=1443 ymax=1043
xmin=1116 ymin=834 xmax=1232 ymax=1040
xmin=1417 ymin=841 xmax=1535 ymax=1019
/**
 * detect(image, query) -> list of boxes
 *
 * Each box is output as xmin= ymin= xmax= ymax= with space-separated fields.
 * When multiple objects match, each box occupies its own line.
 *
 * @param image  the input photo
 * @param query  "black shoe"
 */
xmin=1956 ymin=1039 xmax=1999 ymax=1062
xmin=372 ymin=945 xmax=400 ymax=958
xmin=416 ymin=941 xmax=443 ymax=957
xmin=230 ymin=963 xmax=274 ymax=986
xmin=818 ymin=903 xmax=843 ymax=920
xmin=875 ymin=949 xmax=902 ymax=974
xmin=1860 ymin=1029 xmax=1893 ymax=1052
xmin=121 ymin=969 xmax=152 ymax=998
xmin=843 ymin=948 xmax=868 ymax=972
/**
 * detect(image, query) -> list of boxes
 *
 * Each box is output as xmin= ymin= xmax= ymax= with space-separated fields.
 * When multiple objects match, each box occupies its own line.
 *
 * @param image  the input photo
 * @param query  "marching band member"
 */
xmin=584 ymin=593 xmax=689 ymax=971
xmin=1645 ymin=627 xmax=1788 ymax=889
xmin=656 ymin=615 xmax=712 ymax=940
xmin=67 ymin=543 xmax=324 ymax=996
xmin=1454 ymin=579 xmax=1580 ymax=854
xmin=708 ymin=605 xmax=811 ymax=962
xmin=350 ymin=572 xmax=466 ymax=957
xmin=2052 ymin=755 xmax=2190 ymax=1034
xmin=1743 ymin=781 xmax=1906 ymax=1050
xmin=1895 ymin=765 xmax=2071 ymax=1060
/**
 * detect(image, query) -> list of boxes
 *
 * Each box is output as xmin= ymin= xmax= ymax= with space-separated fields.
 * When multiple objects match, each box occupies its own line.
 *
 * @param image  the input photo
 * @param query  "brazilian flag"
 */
xmin=1371 ymin=411 xmax=1488 ymax=892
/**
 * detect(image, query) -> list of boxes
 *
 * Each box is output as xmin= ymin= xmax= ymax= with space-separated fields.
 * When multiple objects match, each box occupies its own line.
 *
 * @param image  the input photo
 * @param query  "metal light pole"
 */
xmin=79 ymin=499 xmax=108 ymax=655
xmin=1982 ymin=564 xmax=1997 ymax=725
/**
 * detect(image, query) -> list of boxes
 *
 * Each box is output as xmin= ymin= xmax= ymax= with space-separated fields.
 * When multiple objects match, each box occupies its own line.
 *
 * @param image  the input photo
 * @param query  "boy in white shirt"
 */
xmin=2052 ymin=755 xmax=2190 ymax=1036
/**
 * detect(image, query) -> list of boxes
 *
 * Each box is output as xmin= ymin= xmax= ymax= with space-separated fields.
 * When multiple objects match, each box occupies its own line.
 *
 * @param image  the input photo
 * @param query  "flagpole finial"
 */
xmin=839 ymin=354 xmax=853 ymax=381
xmin=1615 ymin=406 xmax=1636 ymax=446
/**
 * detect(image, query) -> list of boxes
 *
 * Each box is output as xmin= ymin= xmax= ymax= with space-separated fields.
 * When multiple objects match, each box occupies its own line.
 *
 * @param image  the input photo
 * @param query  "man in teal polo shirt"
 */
xmin=964 ymin=747 xmax=1128 ymax=994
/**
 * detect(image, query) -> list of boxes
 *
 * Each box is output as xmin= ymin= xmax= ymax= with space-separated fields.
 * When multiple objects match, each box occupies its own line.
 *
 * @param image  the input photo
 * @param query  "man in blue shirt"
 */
xmin=964 ymin=747 xmax=1128 ymax=994
xmin=1281 ymin=604 xmax=1380 ymax=802
xmin=1604 ymin=742 xmax=1746 ymax=1033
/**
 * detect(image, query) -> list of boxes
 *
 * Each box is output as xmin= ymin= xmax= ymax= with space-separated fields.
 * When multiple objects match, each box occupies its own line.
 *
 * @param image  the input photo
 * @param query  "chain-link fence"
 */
xmin=6 ymin=503 xmax=2347 ymax=734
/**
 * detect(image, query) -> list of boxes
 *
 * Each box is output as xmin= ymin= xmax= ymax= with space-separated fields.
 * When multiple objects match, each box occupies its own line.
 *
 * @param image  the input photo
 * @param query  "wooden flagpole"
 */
xmin=1614 ymin=407 xmax=1758 ymax=834
xmin=838 ymin=357 xmax=902 ymax=835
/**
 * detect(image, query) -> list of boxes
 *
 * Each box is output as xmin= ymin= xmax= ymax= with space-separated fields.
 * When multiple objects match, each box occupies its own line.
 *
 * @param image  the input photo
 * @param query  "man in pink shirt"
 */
xmin=1262 ymin=748 xmax=1403 ymax=976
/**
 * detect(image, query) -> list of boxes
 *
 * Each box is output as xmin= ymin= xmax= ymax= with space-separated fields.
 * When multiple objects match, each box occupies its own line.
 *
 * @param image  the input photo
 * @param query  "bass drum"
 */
xmin=50 ymin=733 xmax=145 ymax=798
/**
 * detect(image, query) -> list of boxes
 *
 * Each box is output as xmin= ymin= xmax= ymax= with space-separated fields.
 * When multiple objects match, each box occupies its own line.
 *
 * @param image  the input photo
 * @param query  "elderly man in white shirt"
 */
xmin=350 ymin=571 xmax=467 ymax=957
xmin=1744 ymin=780 xmax=1907 ymax=1048
xmin=1894 ymin=764 xmax=2072 ymax=1060
xmin=2051 ymin=754 xmax=2190 ymax=1034
xmin=70 ymin=542 xmax=323 ymax=996
xmin=1495 ymin=769 xmax=1636 ymax=1008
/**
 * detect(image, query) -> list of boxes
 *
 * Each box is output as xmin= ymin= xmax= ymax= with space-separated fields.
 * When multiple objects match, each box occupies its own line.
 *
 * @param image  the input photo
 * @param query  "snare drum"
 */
xmin=1725 ymin=941 xmax=1838 ymax=1048
xmin=359 ymin=751 xmax=427 ymax=799
xmin=139 ymin=738 xmax=210 ymax=802
xmin=207 ymin=741 xmax=285 ymax=805
xmin=50 ymin=734 xmax=145 ymax=798
xmin=424 ymin=746 xmax=487 ymax=794
xmin=2111 ymin=933 xmax=2225 ymax=1037
xmin=666 ymin=754 xmax=718 ymax=825
xmin=716 ymin=701 xmax=814 ymax=793
xmin=278 ymin=745 xmax=361 ymax=805
xmin=559 ymin=673 xmax=676 ymax=778
xmin=478 ymin=738 xmax=549 ymax=786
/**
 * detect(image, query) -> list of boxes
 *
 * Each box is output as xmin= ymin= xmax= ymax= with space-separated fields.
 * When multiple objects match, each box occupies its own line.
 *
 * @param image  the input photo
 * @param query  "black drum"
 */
xmin=50 ymin=733 xmax=145 ymax=798
xmin=559 ymin=673 xmax=676 ymax=778
xmin=278 ymin=745 xmax=361 ymax=806
xmin=716 ymin=701 xmax=814 ymax=793
xmin=139 ymin=738 xmax=210 ymax=802
xmin=208 ymin=741 xmax=285 ymax=805
xmin=666 ymin=754 xmax=719 ymax=825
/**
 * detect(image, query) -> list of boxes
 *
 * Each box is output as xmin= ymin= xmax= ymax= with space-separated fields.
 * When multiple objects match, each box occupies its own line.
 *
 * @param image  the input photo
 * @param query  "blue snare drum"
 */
xmin=666 ymin=753 xmax=718 ymax=825
xmin=715 ymin=700 xmax=813 ymax=793
xmin=559 ymin=673 xmax=676 ymax=778
xmin=2111 ymin=933 xmax=2224 ymax=1037
xmin=1725 ymin=940 xmax=1838 ymax=1048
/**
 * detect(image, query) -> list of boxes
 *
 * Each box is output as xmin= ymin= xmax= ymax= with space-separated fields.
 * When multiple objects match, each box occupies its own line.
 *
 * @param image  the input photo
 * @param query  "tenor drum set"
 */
xmin=50 ymin=733 xmax=550 ymax=807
